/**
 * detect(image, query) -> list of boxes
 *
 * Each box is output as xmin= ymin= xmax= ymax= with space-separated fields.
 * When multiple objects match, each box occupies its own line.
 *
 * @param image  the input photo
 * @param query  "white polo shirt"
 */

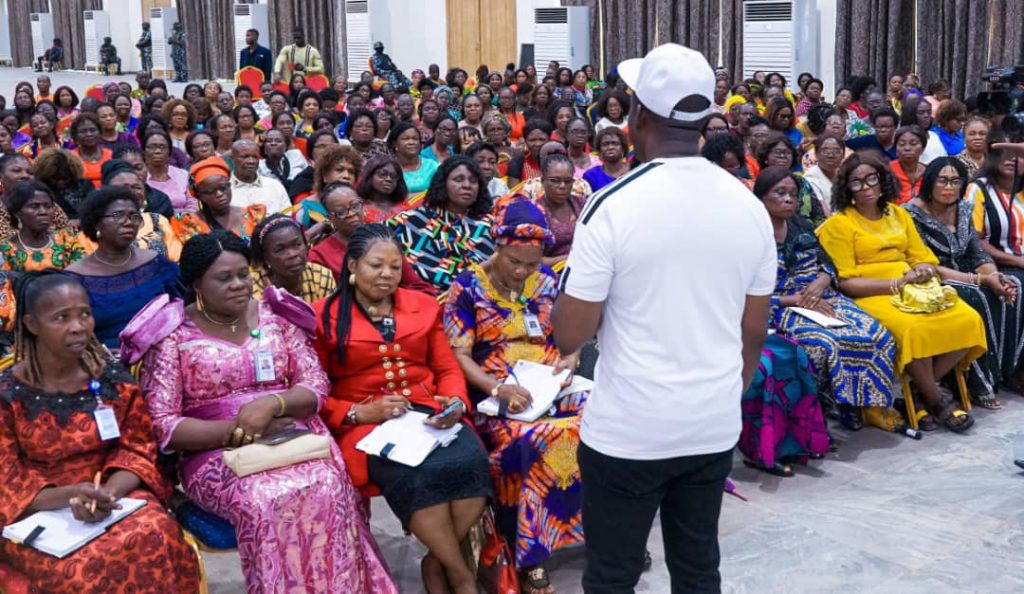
xmin=560 ymin=156 xmax=776 ymax=460
xmin=230 ymin=173 xmax=292 ymax=214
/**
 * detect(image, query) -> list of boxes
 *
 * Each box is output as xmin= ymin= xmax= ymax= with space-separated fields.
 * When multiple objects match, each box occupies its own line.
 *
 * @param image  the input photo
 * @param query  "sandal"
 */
xmin=743 ymin=459 xmax=794 ymax=477
xmin=894 ymin=399 xmax=937 ymax=431
xmin=972 ymin=393 xmax=1002 ymax=410
xmin=932 ymin=403 xmax=974 ymax=433
xmin=521 ymin=566 xmax=552 ymax=594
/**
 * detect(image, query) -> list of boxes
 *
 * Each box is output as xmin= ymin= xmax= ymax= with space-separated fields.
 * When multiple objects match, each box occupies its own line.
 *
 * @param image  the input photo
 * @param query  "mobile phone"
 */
xmin=257 ymin=428 xmax=310 ymax=446
xmin=425 ymin=400 xmax=462 ymax=423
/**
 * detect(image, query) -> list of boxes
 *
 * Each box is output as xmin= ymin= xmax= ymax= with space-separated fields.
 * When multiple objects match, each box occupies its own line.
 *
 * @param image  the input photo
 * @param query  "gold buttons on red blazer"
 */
xmin=378 ymin=345 xmax=388 ymax=353
xmin=393 ymin=344 xmax=402 ymax=353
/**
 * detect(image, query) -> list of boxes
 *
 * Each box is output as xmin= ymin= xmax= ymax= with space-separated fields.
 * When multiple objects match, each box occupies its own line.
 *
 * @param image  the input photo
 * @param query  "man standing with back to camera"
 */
xmin=553 ymin=43 xmax=776 ymax=593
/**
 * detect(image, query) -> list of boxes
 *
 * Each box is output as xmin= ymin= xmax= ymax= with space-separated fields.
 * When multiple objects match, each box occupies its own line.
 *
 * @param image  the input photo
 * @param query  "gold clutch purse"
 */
xmin=222 ymin=433 xmax=332 ymax=478
xmin=890 ymin=277 xmax=958 ymax=313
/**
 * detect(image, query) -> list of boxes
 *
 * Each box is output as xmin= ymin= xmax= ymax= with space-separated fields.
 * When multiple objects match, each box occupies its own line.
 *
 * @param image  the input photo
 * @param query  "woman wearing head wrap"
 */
xmin=433 ymin=85 xmax=462 ymax=121
xmin=443 ymin=199 xmax=588 ymax=594
xmin=170 ymin=156 xmax=266 ymax=244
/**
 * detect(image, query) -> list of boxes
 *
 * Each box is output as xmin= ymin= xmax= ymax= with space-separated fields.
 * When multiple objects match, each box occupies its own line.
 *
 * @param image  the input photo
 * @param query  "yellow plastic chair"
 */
xmin=899 ymin=360 xmax=972 ymax=430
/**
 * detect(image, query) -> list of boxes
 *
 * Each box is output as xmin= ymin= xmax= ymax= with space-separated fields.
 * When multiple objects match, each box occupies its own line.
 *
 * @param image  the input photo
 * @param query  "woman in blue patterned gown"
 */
xmin=754 ymin=166 xmax=899 ymax=429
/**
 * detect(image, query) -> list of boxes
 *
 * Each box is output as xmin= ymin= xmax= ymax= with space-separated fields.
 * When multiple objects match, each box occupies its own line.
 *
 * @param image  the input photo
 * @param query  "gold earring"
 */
xmin=96 ymin=230 xmax=102 ymax=238
xmin=196 ymin=292 xmax=206 ymax=312
xmin=348 ymin=274 xmax=355 ymax=286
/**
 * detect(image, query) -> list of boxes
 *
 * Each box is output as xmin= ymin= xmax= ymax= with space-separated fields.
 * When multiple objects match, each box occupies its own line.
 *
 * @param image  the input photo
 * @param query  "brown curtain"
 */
xmin=7 ymin=0 xmax=51 ymax=67
xmin=267 ymin=0 xmax=341 ymax=81
xmin=563 ymin=0 xmax=721 ymax=76
xmin=989 ymin=0 xmax=1024 ymax=67
xmin=52 ymin=0 xmax=104 ymax=71
xmin=834 ymin=0 xmax=914 ymax=90
xmin=915 ymin=0 xmax=990 ymax=99
xmin=720 ymin=0 xmax=744 ymax=80
xmin=177 ymin=0 xmax=235 ymax=80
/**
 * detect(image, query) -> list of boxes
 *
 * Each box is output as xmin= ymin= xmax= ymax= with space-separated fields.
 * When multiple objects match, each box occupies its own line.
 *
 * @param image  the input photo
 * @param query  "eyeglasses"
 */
xmin=328 ymin=200 xmax=364 ymax=217
xmin=848 ymin=173 xmax=881 ymax=192
xmin=545 ymin=177 xmax=574 ymax=187
xmin=819 ymin=148 xmax=844 ymax=157
xmin=374 ymin=169 xmax=398 ymax=180
xmin=936 ymin=176 xmax=964 ymax=188
xmin=101 ymin=210 xmax=143 ymax=225
xmin=192 ymin=140 xmax=214 ymax=150
xmin=197 ymin=182 xmax=231 ymax=197
xmin=145 ymin=144 xmax=169 ymax=153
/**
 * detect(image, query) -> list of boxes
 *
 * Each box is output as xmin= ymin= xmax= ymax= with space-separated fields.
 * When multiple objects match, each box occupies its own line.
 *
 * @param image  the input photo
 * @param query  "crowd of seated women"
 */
xmin=0 ymin=61 xmax=1021 ymax=593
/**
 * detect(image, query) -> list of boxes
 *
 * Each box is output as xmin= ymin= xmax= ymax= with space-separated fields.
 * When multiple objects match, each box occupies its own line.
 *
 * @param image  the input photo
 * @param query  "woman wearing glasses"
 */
xmin=905 ymin=157 xmax=1021 ymax=410
xmin=171 ymin=156 xmax=267 ymax=244
xmin=309 ymin=181 xmax=436 ymax=294
xmin=66 ymin=186 xmax=181 ymax=350
xmin=817 ymin=153 xmax=986 ymax=432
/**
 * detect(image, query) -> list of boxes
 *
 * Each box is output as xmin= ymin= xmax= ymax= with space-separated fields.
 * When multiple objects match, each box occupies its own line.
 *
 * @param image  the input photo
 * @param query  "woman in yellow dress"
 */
xmin=816 ymin=153 xmax=986 ymax=432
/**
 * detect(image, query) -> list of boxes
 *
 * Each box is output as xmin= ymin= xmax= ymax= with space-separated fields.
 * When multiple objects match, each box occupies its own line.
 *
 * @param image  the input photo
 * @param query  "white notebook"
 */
xmin=356 ymin=410 xmax=463 ymax=467
xmin=476 ymin=360 xmax=582 ymax=422
xmin=788 ymin=306 xmax=848 ymax=328
xmin=3 ymin=497 xmax=147 ymax=559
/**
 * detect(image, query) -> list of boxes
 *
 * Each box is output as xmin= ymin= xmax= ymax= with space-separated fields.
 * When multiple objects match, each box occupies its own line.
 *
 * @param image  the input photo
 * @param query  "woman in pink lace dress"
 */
xmin=121 ymin=230 xmax=397 ymax=594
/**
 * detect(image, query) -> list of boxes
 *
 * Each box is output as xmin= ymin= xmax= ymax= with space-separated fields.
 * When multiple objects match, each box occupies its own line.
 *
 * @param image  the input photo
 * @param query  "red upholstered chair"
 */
xmin=85 ymin=84 xmax=105 ymax=102
xmin=235 ymin=66 xmax=266 ymax=99
xmin=305 ymin=74 xmax=329 ymax=92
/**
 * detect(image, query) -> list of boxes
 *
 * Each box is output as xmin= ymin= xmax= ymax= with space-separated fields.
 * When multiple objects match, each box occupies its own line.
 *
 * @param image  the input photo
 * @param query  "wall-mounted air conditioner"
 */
xmin=233 ymin=3 xmax=269 ymax=69
xmin=83 ymin=10 xmax=111 ymax=69
xmin=742 ymin=0 xmax=819 ymax=91
xmin=30 ymin=13 xmax=54 ymax=63
xmin=150 ymin=7 xmax=179 ymax=72
xmin=533 ymin=7 xmax=590 ymax=71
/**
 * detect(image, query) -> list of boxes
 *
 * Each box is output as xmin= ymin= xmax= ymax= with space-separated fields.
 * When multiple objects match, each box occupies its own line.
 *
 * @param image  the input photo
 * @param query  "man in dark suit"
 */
xmin=239 ymin=28 xmax=273 ymax=81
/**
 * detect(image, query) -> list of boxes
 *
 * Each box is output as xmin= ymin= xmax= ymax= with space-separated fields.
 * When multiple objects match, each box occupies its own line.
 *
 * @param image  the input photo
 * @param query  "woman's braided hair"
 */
xmin=13 ymin=271 xmax=109 ymax=386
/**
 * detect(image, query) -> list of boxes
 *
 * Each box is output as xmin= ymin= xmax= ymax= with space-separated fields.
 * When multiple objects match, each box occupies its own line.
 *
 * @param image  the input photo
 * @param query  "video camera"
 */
xmin=978 ymin=65 xmax=1024 ymax=141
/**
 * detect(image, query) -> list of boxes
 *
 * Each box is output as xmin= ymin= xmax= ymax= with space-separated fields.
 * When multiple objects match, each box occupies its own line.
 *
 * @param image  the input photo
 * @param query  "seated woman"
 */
xmin=358 ymin=155 xmax=414 ymax=224
xmin=506 ymin=119 xmax=552 ymax=187
xmin=390 ymin=155 xmax=496 ymax=292
xmin=968 ymin=131 xmax=1024 ymax=288
xmin=391 ymin=121 xmax=439 ymax=194
xmin=250 ymin=214 xmax=336 ymax=303
xmin=0 ymin=271 xmax=200 ymax=592
xmin=890 ymin=125 xmax=927 ymax=204
xmin=444 ymin=201 xmax=586 ymax=593
xmin=171 ymin=156 xmax=266 ymax=244
xmin=421 ymin=115 xmax=458 ymax=164
xmin=582 ymin=126 xmax=630 ymax=192
xmin=532 ymin=154 xmax=587 ymax=266
xmin=31 ymin=149 xmax=94 ymax=223
xmin=259 ymin=128 xmax=309 ymax=193
xmin=906 ymin=157 xmax=1022 ymax=409
xmin=142 ymin=130 xmax=192 ymax=213
xmin=799 ymin=132 xmax=843 ymax=221
xmin=288 ymin=144 xmax=362 ymax=232
xmin=308 ymin=182 xmax=435 ymax=294
xmin=754 ymin=166 xmax=898 ymax=431
xmin=816 ymin=153 xmax=986 ymax=432
xmin=86 ymin=159 xmax=181 ymax=260
xmin=758 ymin=133 xmax=825 ymax=226
xmin=314 ymin=224 xmax=489 ymax=594
xmin=68 ymin=113 xmax=112 ymax=188
xmin=565 ymin=117 xmax=599 ymax=177
xmin=467 ymin=141 xmax=510 ymax=198
xmin=125 ymin=231 xmax=397 ymax=593
xmin=288 ymin=128 xmax=343 ymax=203
xmin=702 ymin=132 xmax=752 ymax=189
xmin=0 ymin=180 xmax=83 ymax=273
xmin=66 ymin=187 xmax=180 ymax=350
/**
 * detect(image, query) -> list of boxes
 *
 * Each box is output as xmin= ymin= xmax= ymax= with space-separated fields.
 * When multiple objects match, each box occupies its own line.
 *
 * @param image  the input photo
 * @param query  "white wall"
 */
xmin=103 ymin=0 xmax=144 ymax=72
xmin=371 ymin=0 xmax=447 ymax=74
xmin=818 ymin=0 xmax=837 ymax=98
xmin=0 ymin=0 xmax=11 ymax=60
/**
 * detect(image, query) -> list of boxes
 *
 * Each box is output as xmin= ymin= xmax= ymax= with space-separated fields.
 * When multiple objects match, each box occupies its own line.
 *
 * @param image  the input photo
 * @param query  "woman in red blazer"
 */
xmin=314 ymin=223 xmax=490 ymax=594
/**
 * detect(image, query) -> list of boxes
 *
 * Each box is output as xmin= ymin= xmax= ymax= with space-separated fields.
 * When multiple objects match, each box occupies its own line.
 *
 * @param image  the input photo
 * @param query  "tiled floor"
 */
xmin=203 ymin=395 xmax=1024 ymax=593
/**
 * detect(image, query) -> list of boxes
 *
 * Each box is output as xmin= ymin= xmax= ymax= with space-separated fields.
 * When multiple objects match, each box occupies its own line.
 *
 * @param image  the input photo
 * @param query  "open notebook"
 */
xmin=476 ymin=360 xmax=585 ymax=422
xmin=3 ymin=498 xmax=147 ymax=559
xmin=356 ymin=410 xmax=463 ymax=467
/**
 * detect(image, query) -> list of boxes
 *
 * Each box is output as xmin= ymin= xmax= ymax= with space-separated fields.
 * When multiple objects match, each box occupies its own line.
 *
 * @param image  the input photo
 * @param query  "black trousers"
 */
xmin=578 ymin=442 xmax=733 ymax=594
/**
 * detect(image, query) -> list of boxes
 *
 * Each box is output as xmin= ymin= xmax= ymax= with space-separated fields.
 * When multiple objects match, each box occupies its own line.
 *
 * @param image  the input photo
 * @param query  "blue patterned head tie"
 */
xmin=491 ymin=199 xmax=554 ymax=246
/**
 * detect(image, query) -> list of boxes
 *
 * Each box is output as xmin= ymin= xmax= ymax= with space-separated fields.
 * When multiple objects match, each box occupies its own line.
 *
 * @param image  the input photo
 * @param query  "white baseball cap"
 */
xmin=617 ymin=43 xmax=716 ymax=122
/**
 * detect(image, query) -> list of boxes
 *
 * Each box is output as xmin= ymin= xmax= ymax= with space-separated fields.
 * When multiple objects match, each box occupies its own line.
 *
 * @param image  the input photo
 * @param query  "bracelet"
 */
xmin=345 ymin=405 xmax=359 ymax=425
xmin=272 ymin=393 xmax=287 ymax=417
xmin=490 ymin=383 xmax=502 ymax=398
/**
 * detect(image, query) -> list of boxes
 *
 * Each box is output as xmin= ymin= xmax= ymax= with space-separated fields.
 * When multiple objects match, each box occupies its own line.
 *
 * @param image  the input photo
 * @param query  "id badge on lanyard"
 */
xmin=90 ymin=379 xmax=120 ymax=441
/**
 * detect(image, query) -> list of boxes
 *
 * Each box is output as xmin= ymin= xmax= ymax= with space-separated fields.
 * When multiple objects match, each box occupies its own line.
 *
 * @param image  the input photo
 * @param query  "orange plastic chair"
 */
xmin=306 ymin=74 xmax=329 ymax=92
xmin=235 ymin=66 xmax=266 ymax=98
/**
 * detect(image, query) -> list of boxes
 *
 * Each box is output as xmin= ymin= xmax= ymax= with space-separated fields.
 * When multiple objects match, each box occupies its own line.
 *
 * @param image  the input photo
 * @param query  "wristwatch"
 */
xmin=490 ymin=384 xmax=501 ymax=398
xmin=345 ymin=406 xmax=359 ymax=425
